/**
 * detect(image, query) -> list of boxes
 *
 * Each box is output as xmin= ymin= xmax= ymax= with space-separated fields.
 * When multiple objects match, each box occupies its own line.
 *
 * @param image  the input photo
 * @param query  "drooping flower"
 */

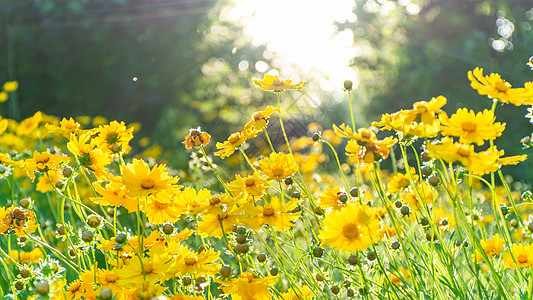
xmin=440 ymin=108 xmax=505 ymax=145
xmin=252 ymin=74 xmax=304 ymax=92
xmin=243 ymin=106 xmax=278 ymax=134
xmin=319 ymin=203 xmax=380 ymax=252
xmin=182 ymin=127 xmax=211 ymax=149
xmin=214 ymin=131 xmax=248 ymax=159
xmin=258 ymin=152 xmax=299 ymax=181
xmin=120 ymin=158 xmax=181 ymax=198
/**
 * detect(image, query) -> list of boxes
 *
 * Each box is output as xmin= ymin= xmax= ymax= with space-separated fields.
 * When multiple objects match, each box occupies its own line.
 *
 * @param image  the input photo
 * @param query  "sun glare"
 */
xmin=221 ymin=0 xmax=359 ymax=94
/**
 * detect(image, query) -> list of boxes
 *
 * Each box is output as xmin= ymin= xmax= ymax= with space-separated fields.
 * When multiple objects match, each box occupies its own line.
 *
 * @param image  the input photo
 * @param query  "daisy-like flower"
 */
xmin=317 ymin=185 xmax=346 ymax=211
xmin=197 ymin=205 xmax=245 ymax=238
xmin=468 ymin=67 xmax=533 ymax=105
xmin=45 ymin=117 xmax=84 ymax=138
xmin=475 ymin=234 xmax=505 ymax=260
xmin=258 ymin=152 xmax=299 ymax=181
xmin=10 ymin=248 xmax=44 ymax=264
xmin=91 ymin=181 xmax=138 ymax=212
xmin=0 ymin=206 xmax=39 ymax=237
xmin=214 ymin=131 xmax=248 ymax=159
xmin=23 ymin=151 xmax=70 ymax=181
xmin=183 ymin=127 xmax=211 ymax=149
xmin=243 ymin=106 xmax=278 ymax=134
xmin=120 ymin=158 xmax=181 ymax=198
xmin=279 ymin=285 xmax=314 ymax=300
xmin=174 ymin=186 xmax=211 ymax=216
xmin=67 ymin=132 xmax=112 ymax=179
xmin=115 ymin=251 xmax=172 ymax=287
xmin=3 ymin=81 xmax=18 ymax=92
xmin=167 ymin=244 xmax=220 ymax=277
xmin=345 ymin=135 xmax=397 ymax=165
xmin=503 ymin=243 xmax=533 ymax=269
xmin=96 ymin=269 xmax=123 ymax=296
xmin=387 ymin=168 xmax=418 ymax=194
xmin=440 ymin=108 xmax=505 ymax=145
xmin=252 ymin=74 xmax=304 ymax=92
xmin=143 ymin=190 xmax=182 ymax=224
xmin=220 ymin=272 xmax=279 ymax=300
xmin=227 ymin=172 xmax=269 ymax=201
xmin=319 ymin=202 xmax=380 ymax=252
xmin=248 ymin=196 xmax=301 ymax=231
xmin=16 ymin=111 xmax=42 ymax=136
xmin=93 ymin=120 xmax=134 ymax=155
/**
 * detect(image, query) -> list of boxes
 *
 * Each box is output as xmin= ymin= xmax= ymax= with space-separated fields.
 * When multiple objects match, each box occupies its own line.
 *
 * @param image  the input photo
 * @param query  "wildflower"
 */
xmin=439 ymin=108 xmax=505 ymax=145
xmin=503 ymin=243 xmax=533 ymax=269
xmin=317 ymin=185 xmax=346 ymax=211
xmin=3 ymin=81 xmax=18 ymax=92
xmin=0 ymin=92 xmax=7 ymax=103
xmin=174 ymin=187 xmax=211 ymax=216
xmin=248 ymin=196 xmax=301 ymax=231
xmin=387 ymin=168 xmax=418 ymax=194
xmin=227 ymin=172 xmax=269 ymax=200
xmin=252 ymin=74 xmax=304 ymax=92
xmin=120 ymin=158 xmax=181 ymax=198
xmin=279 ymin=285 xmax=314 ymax=299
xmin=258 ymin=152 xmax=299 ymax=181
xmin=115 ymin=252 xmax=171 ymax=287
xmin=476 ymin=234 xmax=505 ymax=260
xmin=64 ymin=279 xmax=95 ymax=300
xmin=214 ymin=131 xmax=248 ymax=159
xmin=468 ymin=67 xmax=533 ymax=105
xmin=244 ymin=106 xmax=278 ymax=134
xmin=16 ymin=111 xmax=43 ymax=136
xmin=10 ymin=248 xmax=44 ymax=264
xmin=36 ymin=169 xmax=63 ymax=193
xmin=91 ymin=181 xmax=138 ymax=213
xmin=220 ymin=272 xmax=279 ymax=300
xmin=197 ymin=205 xmax=246 ymax=238
xmin=95 ymin=269 xmax=123 ymax=296
xmin=388 ymin=267 xmax=411 ymax=286
xmin=319 ymin=203 xmax=380 ymax=252
xmin=345 ymin=134 xmax=396 ymax=166
xmin=182 ymin=127 xmax=211 ymax=149
xmin=94 ymin=120 xmax=134 ymax=154
xmin=0 ymin=206 xmax=39 ymax=237
xmin=167 ymin=244 xmax=220 ymax=277
xmin=67 ymin=132 xmax=112 ymax=179
xmin=22 ymin=151 xmax=70 ymax=181
xmin=143 ymin=190 xmax=182 ymax=224
xmin=45 ymin=117 xmax=83 ymax=138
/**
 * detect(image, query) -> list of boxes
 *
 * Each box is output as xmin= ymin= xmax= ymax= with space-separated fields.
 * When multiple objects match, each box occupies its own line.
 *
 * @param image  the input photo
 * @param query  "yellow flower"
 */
xmin=440 ymin=108 xmax=505 ymax=145
xmin=387 ymin=168 xmax=418 ymax=194
xmin=23 ymin=151 xmax=70 ymax=181
xmin=0 ymin=206 xmax=39 ymax=237
xmin=468 ymin=67 xmax=533 ymax=105
xmin=67 ymin=132 xmax=112 ymax=179
xmin=317 ymin=185 xmax=345 ymax=211
xmin=248 ymin=196 xmax=301 ymax=231
xmin=167 ymin=244 xmax=220 ymax=277
xmin=243 ymin=106 xmax=278 ymax=134
xmin=94 ymin=120 xmax=134 ymax=154
xmin=197 ymin=205 xmax=246 ymax=238
xmin=279 ymin=285 xmax=314 ymax=299
xmin=120 ymin=158 xmax=181 ymax=198
xmin=319 ymin=203 xmax=380 ymax=252
xmin=174 ymin=186 xmax=211 ymax=216
xmin=96 ymin=269 xmax=122 ymax=296
xmin=10 ymin=248 xmax=44 ymax=264
xmin=143 ymin=191 xmax=182 ymax=224
xmin=3 ymin=81 xmax=18 ymax=92
xmin=252 ymin=74 xmax=304 ymax=92
xmin=220 ymin=272 xmax=278 ymax=300
xmin=182 ymin=127 xmax=211 ymax=149
xmin=214 ymin=131 xmax=248 ymax=159
xmin=476 ymin=234 xmax=505 ymax=260
xmin=115 ymin=252 xmax=171 ymax=287
xmin=91 ymin=180 xmax=138 ymax=213
xmin=227 ymin=172 xmax=269 ymax=201
xmin=0 ymin=91 xmax=7 ymax=103
xmin=503 ymin=243 xmax=533 ymax=269
xmin=258 ymin=152 xmax=299 ymax=181
xmin=45 ymin=117 xmax=83 ymax=138
xmin=36 ymin=169 xmax=62 ymax=193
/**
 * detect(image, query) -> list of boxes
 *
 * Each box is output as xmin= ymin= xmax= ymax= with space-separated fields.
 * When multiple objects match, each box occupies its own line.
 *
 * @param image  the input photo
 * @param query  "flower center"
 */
xmin=36 ymin=156 xmax=50 ymax=164
xmin=263 ymin=207 xmax=275 ymax=217
xmin=228 ymin=133 xmax=241 ymax=144
xmin=517 ymin=254 xmax=529 ymax=264
xmin=272 ymin=79 xmax=285 ymax=87
xmin=154 ymin=201 xmax=169 ymax=209
xmin=209 ymin=196 xmax=221 ymax=205
xmin=495 ymin=81 xmax=511 ymax=93
xmin=244 ymin=177 xmax=256 ymax=187
xmin=68 ymin=282 xmax=81 ymax=292
xmin=144 ymin=263 xmax=154 ymax=274
xmin=456 ymin=145 xmax=472 ymax=158
xmin=342 ymin=223 xmax=360 ymax=239
xmin=141 ymin=178 xmax=155 ymax=189
xmin=105 ymin=272 xmax=119 ymax=283
xmin=184 ymin=255 xmax=198 ymax=266
xmin=272 ymin=167 xmax=284 ymax=178
xmin=461 ymin=121 xmax=477 ymax=133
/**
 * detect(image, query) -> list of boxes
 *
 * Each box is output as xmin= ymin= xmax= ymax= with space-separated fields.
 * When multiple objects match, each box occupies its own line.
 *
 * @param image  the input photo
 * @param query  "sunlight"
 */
xmin=222 ymin=0 xmax=359 ymax=93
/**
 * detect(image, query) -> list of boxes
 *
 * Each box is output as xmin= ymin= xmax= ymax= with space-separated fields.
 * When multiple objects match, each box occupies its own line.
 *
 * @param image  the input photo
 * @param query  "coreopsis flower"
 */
xmin=36 ymin=169 xmax=63 ymax=193
xmin=45 ymin=117 xmax=83 ymax=138
xmin=503 ymin=243 xmax=533 ymax=269
xmin=214 ymin=131 xmax=248 ymax=159
xmin=345 ymin=135 xmax=397 ymax=165
xmin=23 ymin=151 xmax=70 ymax=181
xmin=9 ymin=248 xmax=44 ymax=264
xmin=174 ymin=187 xmax=211 ymax=216
xmin=401 ymin=181 xmax=436 ymax=210
xmin=197 ymin=205 xmax=246 ymax=238
xmin=91 ymin=181 xmax=138 ymax=212
xmin=258 ymin=152 xmax=299 ymax=181
xmin=220 ymin=272 xmax=279 ymax=300
xmin=279 ymin=285 xmax=314 ymax=300
xmin=67 ymin=132 xmax=112 ymax=179
xmin=115 ymin=252 xmax=172 ymax=287
xmin=432 ymin=207 xmax=454 ymax=232
xmin=0 ymin=206 xmax=38 ymax=237
xmin=333 ymin=123 xmax=358 ymax=139
xmin=317 ymin=185 xmax=346 ymax=211
xmin=94 ymin=120 xmax=134 ymax=154
xmin=167 ymin=244 xmax=220 ymax=277
xmin=16 ymin=111 xmax=42 ymax=136
xmin=243 ymin=106 xmax=278 ymax=133
xmin=387 ymin=168 xmax=418 ymax=194
xmin=182 ymin=127 xmax=211 ymax=149
xmin=95 ymin=269 xmax=123 ymax=296
xmin=143 ymin=190 xmax=182 ymax=224
xmin=468 ymin=67 xmax=533 ymax=105
xmin=252 ymin=74 xmax=304 ymax=92
xmin=120 ymin=158 xmax=181 ymax=198
xmin=3 ymin=81 xmax=18 ymax=92
xmin=248 ymin=196 xmax=301 ymax=231
xmin=319 ymin=203 xmax=380 ymax=252
xmin=475 ymin=234 xmax=505 ymax=260
xmin=388 ymin=267 xmax=411 ymax=286
xmin=64 ymin=279 xmax=95 ymax=300
xmin=227 ymin=172 xmax=270 ymax=201
xmin=439 ymin=108 xmax=505 ymax=145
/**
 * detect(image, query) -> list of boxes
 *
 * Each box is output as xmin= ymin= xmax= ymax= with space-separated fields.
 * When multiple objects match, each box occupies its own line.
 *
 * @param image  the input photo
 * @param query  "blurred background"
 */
xmin=1 ymin=0 xmax=532 ymax=179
